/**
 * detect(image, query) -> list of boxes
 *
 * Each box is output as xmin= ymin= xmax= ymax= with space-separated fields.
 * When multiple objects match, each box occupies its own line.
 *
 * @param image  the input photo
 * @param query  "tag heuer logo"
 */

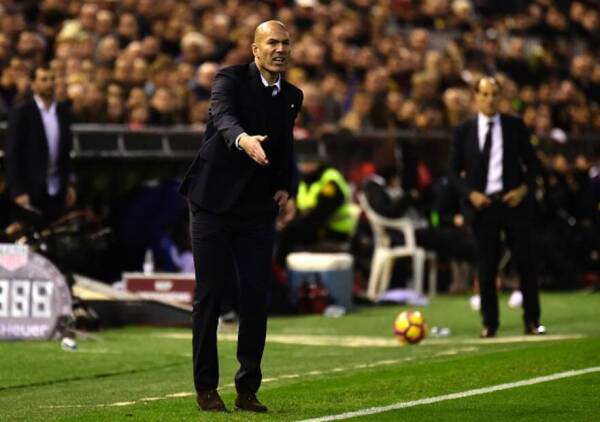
xmin=0 ymin=244 xmax=29 ymax=272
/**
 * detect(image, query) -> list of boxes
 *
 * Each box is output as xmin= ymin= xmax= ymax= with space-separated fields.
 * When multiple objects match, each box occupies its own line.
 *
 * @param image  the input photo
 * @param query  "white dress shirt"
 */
xmin=259 ymin=73 xmax=281 ymax=96
xmin=235 ymin=73 xmax=282 ymax=149
xmin=477 ymin=113 xmax=503 ymax=195
xmin=34 ymin=95 xmax=61 ymax=196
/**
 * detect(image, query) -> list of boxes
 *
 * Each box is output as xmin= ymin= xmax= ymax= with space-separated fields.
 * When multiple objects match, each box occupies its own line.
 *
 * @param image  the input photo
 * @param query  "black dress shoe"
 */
xmin=480 ymin=327 xmax=497 ymax=338
xmin=525 ymin=323 xmax=547 ymax=335
xmin=235 ymin=391 xmax=268 ymax=412
xmin=196 ymin=389 xmax=227 ymax=412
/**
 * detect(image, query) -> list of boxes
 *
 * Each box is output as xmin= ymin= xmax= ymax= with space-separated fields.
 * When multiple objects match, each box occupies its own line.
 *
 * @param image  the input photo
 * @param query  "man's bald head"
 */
xmin=252 ymin=20 xmax=291 ymax=83
xmin=475 ymin=76 xmax=499 ymax=94
xmin=254 ymin=20 xmax=288 ymax=44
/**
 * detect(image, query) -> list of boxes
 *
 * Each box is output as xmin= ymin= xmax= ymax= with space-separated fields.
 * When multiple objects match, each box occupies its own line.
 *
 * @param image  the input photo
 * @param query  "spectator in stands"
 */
xmin=180 ymin=32 xmax=214 ymax=67
xmin=0 ymin=0 xmax=596 ymax=137
xmin=443 ymin=87 xmax=471 ymax=127
xmin=148 ymin=86 xmax=178 ymax=126
xmin=5 ymin=65 xmax=76 ymax=226
xmin=340 ymin=90 xmax=374 ymax=133
xmin=192 ymin=61 xmax=219 ymax=101
xmin=106 ymin=94 xmax=126 ymax=124
xmin=187 ymin=100 xmax=208 ymax=128
xmin=128 ymin=105 xmax=149 ymax=129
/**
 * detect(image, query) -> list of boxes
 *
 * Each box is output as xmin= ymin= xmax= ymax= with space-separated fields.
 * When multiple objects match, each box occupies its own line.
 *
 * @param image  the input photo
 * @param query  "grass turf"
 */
xmin=1 ymin=292 xmax=599 ymax=421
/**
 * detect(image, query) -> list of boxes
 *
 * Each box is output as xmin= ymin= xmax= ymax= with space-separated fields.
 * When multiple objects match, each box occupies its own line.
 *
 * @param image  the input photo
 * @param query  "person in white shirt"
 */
xmin=449 ymin=76 xmax=545 ymax=338
xmin=5 ymin=65 xmax=76 ymax=226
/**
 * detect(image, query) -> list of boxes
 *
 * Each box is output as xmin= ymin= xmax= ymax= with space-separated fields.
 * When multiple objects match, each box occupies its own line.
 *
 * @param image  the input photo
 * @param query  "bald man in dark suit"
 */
xmin=179 ymin=21 xmax=302 ymax=413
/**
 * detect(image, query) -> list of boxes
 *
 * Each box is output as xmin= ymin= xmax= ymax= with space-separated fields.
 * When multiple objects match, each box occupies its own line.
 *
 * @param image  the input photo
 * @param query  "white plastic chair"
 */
xmin=357 ymin=193 xmax=437 ymax=300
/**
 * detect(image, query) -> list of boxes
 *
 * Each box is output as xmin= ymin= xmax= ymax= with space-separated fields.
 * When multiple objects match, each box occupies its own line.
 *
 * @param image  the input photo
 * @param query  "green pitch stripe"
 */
xmin=299 ymin=366 xmax=600 ymax=422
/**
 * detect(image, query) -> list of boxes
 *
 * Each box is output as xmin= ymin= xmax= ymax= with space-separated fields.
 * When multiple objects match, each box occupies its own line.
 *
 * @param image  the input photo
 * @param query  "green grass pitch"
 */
xmin=1 ymin=292 xmax=599 ymax=421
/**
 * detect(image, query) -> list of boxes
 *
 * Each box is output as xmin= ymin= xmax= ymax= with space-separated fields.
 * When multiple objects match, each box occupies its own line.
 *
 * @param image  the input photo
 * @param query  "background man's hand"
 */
xmin=468 ymin=191 xmax=491 ymax=209
xmin=502 ymin=185 xmax=527 ymax=207
xmin=276 ymin=197 xmax=296 ymax=230
xmin=453 ymin=213 xmax=465 ymax=227
xmin=239 ymin=134 xmax=269 ymax=166
xmin=65 ymin=186 xmax=77 ymax=208
xmin=273 ymin=190 xmax=289 ymax=209
xmin=14 ymin=194 xmax=31 ymax=208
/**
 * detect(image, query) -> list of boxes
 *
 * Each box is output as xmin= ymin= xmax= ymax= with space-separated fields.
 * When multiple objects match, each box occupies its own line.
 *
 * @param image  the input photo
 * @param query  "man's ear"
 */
xmin=251 ymin=43 xmax=258 ymax=58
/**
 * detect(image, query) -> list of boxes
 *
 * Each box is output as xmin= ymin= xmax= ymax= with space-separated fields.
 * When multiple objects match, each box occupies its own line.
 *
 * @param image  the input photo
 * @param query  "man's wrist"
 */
xmin=519 ymin=185 xmax=528 ymax=196
xmin=235 ymin=132 xmax=247 ymax=150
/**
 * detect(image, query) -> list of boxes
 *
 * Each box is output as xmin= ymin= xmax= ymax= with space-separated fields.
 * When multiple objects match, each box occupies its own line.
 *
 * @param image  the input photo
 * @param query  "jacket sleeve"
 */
xmin=277 ymin=89 xmax=304 ymax=195
xmin=62 ymin=104 xmax=76 ymax=186
xmin=448 ymin=124 xmax=473 ymax=200
xmin=516 ymin=118 xmax=540 ymax=192
xmin=4 ymin=106 xmax=27 ymax=199
xmin=364 ymin=180 xmax=414 ymax=218
xmin=207 ymin=70 xmax=246 ymax=151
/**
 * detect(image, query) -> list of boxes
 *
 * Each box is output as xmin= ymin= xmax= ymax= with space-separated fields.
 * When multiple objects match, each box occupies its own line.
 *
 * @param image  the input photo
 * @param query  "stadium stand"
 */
xmin=0 ymin=0 xmax=599 ymax=290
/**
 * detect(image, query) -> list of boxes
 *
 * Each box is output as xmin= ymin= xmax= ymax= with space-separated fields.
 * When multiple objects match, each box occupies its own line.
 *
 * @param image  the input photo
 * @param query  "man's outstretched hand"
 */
xmin=239 ymin=134 xmax=269 ymax=166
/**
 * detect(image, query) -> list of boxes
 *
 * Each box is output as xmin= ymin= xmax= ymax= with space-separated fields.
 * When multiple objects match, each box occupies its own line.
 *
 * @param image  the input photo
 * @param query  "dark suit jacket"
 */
xmin=5 ymin=97 xmax=73 ymax=205
xmin=179 ymin=62 xmax=303 ymax=214
xmin=448 ymin=113 xmax=539 ymax=208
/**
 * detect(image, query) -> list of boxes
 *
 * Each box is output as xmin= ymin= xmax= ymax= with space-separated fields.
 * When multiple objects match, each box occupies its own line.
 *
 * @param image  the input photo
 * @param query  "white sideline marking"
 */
xmin=40 ymin=356 xmax=421 ymax=409
xmin=157 ymin=332 xmax=583 ymax=347
xmin=298 ymin=366 xmax=600 ymax=422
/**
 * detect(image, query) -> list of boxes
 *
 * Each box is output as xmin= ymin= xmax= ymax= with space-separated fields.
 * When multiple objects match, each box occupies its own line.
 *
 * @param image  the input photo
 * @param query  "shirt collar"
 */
xmin=478 ymin=112 xmax=500 ymax=127
xmin=259 ymin=73 xmax=281 ymax=95
xmin=34 ymin=95 xmax=57 ymax=114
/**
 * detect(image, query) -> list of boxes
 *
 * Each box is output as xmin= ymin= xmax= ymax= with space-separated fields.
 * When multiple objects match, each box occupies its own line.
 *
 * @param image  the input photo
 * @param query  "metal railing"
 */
xmin=0 ymin=123 xmax=599 ymax=169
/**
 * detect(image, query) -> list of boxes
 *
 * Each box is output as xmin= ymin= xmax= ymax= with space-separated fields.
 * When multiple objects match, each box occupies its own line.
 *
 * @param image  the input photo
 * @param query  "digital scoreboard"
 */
xmin=0 ymin=244 xmax=72 ymax=340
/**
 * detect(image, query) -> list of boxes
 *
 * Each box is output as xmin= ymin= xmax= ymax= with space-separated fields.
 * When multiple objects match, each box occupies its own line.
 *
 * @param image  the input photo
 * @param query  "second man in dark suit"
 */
xmin=5 ymin=65 xmax=76 ymax=227
xmin=179 ymin=21 xmax=303 ymax=413
xmin=449 ymin=76 xmax=545 ymax=338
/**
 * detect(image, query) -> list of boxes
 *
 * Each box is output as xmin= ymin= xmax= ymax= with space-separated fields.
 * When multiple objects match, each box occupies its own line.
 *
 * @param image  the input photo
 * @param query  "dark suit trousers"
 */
xmin=190 ymin=207 xmax=274 ymax=393
xmin=472 ymin=199 xmax=540 ymax=330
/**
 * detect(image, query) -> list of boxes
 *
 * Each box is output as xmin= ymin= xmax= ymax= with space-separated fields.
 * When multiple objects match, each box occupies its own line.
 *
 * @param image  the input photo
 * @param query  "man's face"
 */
xmin=32 ymin=68 xmax=55 ymax=100
xmin=252 ymin=23 xmax=291 ymax=75
xmin=475 ymin=78 xmax=499 ymax=117
xmin=298 ymin=160 xmax=320 ymax=176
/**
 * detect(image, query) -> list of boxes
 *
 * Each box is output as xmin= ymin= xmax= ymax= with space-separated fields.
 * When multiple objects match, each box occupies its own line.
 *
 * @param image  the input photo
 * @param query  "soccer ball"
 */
xmin=393 ymin=311 xmax=427 ymax=345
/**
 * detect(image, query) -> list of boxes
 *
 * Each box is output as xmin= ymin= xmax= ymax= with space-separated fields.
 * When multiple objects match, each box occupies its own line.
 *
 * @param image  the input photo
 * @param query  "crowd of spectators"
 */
xmin=0 ymin=0 xmax=598 ymax=140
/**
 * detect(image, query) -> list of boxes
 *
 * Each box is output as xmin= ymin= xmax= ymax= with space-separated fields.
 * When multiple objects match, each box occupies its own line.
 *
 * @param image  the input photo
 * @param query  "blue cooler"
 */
xmin=286 ymin=252 xmax=354 ymax=310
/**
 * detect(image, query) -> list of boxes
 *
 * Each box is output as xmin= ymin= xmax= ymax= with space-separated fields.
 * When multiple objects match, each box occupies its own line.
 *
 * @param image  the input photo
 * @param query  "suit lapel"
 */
xmin=281 ymin=82 xmax=292 ymax=134
xmin=57 ymin=103 xmax=69 ymax=152
xmin=30 ymin=100 xmax=50 ymax=158
xmin=500 ymin=114 xmax=509 ymax=187
xmin=467 ymin=118 xmax=480 ymax=159
xmin=248 ymin=63 xmax=268 ymax=131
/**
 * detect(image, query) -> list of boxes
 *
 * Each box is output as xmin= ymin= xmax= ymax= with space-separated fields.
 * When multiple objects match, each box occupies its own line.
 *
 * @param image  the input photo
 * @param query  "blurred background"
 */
xmin=0 ymin=0 xmax=599 ymax=312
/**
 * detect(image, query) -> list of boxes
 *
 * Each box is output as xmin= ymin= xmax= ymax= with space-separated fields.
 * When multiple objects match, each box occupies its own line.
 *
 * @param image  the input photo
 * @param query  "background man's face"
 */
xmin=475 ymin=78 xmax=499 ymax=116
xmin=33 ymin=69 xmax=55 ymax=100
